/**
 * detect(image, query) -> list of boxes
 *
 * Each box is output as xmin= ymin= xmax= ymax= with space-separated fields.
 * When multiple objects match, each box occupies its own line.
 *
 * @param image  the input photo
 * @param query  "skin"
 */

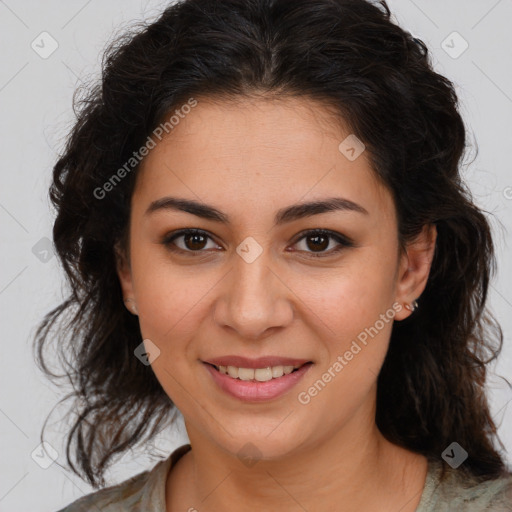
xmin=116 ymin=95 xmax=437 ymax=512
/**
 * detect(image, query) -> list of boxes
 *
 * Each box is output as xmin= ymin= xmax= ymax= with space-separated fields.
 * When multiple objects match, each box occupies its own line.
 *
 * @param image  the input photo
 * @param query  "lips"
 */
xmin=204 ymin=356 xmax=311 ymax=368
xmin=202 ymin=357 xmax=314 ymax=402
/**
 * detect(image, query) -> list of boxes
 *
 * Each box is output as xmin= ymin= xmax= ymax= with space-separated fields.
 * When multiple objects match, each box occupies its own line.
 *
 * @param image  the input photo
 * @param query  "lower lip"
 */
xmin=204 ymin=362 xmax=313 ymax=402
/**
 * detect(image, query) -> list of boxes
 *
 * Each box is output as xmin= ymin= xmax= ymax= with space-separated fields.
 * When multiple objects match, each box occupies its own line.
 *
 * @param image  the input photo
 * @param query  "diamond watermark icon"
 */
xmin=236 ymin=237 xmax=263 ymax=264
xmin=134 ymin=339 xmax=161 ymax=366
xmin=31 ymin=441 xmax=59 ymax=469
xmin=441 ymin=441 xmax=468 ymax=469
xmin=32 ymin=237 xmax=54 ymax=263
xmin=338 ymin=134 xmax=365 ymax=161
xmin=31 ymin=31 xmax=59 ymax=59
xmin=237 ymin=442 xmax=262 ymax=468
xmin=441 ymin=32 xmax=468 ymax=59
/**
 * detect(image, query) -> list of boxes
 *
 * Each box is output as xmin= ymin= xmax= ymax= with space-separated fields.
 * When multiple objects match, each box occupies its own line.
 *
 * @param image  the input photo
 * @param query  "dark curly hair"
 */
xmin=34 ymin=0 xmax=510 ymax=489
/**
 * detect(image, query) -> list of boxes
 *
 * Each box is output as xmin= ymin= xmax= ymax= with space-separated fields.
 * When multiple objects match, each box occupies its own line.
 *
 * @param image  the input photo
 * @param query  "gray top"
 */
xmin=56 ymin=444 xmax=512 ymax=511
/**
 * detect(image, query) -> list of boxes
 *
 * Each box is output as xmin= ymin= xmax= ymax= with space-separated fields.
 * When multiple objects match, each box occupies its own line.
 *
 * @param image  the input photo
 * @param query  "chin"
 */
xmin=207 ymin=419 xmax=312 ymax=464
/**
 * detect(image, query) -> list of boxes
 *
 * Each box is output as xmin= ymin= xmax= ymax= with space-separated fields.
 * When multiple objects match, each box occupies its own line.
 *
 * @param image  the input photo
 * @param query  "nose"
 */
xmin=212 ymin=248 xmax=294 ymax=341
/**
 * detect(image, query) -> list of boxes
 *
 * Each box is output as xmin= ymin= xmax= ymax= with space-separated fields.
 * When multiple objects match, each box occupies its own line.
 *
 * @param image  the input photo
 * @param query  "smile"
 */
xmin=204 ymin=361 xmax=313 ymax=402
xmin=212 ymin=364 xmax=303 ymax=381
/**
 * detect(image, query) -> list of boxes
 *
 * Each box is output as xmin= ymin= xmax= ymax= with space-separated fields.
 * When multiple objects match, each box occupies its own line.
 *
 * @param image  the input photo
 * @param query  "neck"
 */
xmin=166 ymin=406 xmax=428 ymax=511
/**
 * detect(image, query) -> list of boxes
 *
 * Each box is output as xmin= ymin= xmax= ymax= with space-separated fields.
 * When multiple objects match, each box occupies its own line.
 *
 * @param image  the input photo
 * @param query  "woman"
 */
xmin=35 ymin=0 xmax=512 ymax=510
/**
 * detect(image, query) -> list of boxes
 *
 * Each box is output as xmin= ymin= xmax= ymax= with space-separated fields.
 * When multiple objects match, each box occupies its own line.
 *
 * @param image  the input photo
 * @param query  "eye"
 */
xmin=162 ymin=229 xmax=221 ymax=256
xmin=161 ymin=228 xmax=355 ymax=258
xmin=291 ymin=229 xmax=355 ymax=258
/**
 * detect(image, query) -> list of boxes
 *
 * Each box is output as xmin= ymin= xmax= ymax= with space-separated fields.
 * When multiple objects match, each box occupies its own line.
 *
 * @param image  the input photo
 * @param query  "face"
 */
xmin=116 ymin=96 xmax=435 ymax=460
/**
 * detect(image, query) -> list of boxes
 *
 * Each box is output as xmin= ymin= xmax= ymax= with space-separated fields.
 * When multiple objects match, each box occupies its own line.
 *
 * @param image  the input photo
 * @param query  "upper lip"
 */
xmin=204 ymin=356 xmax=312 ymax=369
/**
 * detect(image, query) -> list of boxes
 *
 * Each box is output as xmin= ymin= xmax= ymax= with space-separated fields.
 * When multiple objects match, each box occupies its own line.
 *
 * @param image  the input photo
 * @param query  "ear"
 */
xmin=393 ymin=224 xmax=437 ymax=321
xmin=114 ymin=240 xmax=137 ymax=315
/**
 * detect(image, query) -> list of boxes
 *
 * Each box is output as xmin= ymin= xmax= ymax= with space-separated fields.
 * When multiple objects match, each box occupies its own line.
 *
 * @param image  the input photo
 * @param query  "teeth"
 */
xmin=214 ymin=364 xmax=302 ymax=381
xmin=271 ymin=365 xmax=284 ymax=378
xmin=255 ymin=367 xmax=273 ymax=382
xmin=238 ymin=368 xmax=255 ymax=381
xmin=227 ymin=365 xmax=238 ymax=378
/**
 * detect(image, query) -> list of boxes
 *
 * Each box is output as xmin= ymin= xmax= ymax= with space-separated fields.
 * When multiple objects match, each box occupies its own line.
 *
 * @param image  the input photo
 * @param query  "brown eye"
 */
xmin=162 ymin=229 xmax=221 ymax=255
xmin=304 ymin=233 xmax=329 ymax=252
xmin=292 ymin=229 xmax=355 ymax=258
xmin=162 ymin=228 xmax=354 ymax=259
xmin=182 ymin=232 xmax=208 ymax=250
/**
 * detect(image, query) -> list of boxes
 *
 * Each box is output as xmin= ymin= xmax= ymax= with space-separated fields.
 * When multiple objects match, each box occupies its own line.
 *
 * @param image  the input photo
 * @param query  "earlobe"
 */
xmin=114 ymin=240 xmax=137 ymax=315
xmin=403 ymin=299 xmax=419 ymax=312
xmin=124 ymin=297 xmax=138 ymax=315
xmin=394 ymin=224 xmax=437 ymax=321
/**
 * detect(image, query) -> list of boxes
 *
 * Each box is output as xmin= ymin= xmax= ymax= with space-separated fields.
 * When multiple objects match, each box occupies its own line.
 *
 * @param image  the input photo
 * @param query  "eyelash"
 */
xmin=161 ymin=228 xmax=355 ymax=258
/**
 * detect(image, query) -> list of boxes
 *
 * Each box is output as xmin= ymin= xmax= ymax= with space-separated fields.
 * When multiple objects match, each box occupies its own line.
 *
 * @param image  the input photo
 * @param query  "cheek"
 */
xmin=131 ymin=251 xmax=219 ymax=357
xmin=297 ymin=258 xmax=397 ymax=407
xmin=297 ymin=274 xmax=395 ymax=424
xmin=303 ymin=257 xmax=396 ymax=339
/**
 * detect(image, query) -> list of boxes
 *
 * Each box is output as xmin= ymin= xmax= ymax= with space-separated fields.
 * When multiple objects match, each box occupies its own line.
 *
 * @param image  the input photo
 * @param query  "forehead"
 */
xmin=145 ymin=95 xmax=354 ymax=166
xmin=133 ymin=96 xmax=393 ymax=222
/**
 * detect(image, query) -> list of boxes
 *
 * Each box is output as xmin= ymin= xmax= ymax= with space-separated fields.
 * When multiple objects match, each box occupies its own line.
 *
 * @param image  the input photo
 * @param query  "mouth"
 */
xmin=206 ymin=362 xmax=309 ymax=382
xmin=203 ymin=360 xmax=314 ymax=402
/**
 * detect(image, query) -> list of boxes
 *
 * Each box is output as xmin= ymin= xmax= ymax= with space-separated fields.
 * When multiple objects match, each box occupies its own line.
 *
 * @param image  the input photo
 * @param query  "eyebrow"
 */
xmin=145 ymin=196 xmax=369 ymax=225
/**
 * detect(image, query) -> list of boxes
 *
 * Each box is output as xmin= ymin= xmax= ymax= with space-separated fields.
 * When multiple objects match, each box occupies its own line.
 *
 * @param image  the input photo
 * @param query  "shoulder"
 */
xmin=54 ymin=462 xmax=164 ymax=512
xmin=418 ymin=460 xmax=512 ymax=512
xmin=55 ymin=445 xmax=191 ymax=512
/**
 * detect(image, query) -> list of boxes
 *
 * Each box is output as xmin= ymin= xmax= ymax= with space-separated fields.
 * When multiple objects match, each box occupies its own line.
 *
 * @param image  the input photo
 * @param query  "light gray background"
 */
xmin=1 ymin=1 xmax=511 ymax=510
